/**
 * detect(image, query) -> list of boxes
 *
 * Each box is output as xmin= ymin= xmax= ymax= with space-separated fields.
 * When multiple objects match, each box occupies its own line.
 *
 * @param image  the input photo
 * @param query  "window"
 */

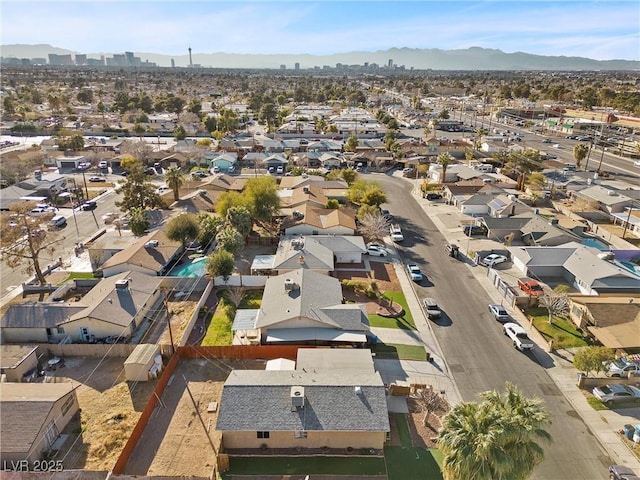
xmin=57 ymin=327 xmax=65 ymax=334
xmin=257 ymin=431 xmax=270 ymax=439
xmin=294 ymin=431 xmax=308 ymax=439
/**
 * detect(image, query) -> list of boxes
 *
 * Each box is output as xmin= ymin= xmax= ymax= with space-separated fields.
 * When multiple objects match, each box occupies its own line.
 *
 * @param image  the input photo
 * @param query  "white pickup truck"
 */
xmin=390 ymin=224 xmax=404 ymax=243
xmin=604 ymin=357 xmax=640 ymax=377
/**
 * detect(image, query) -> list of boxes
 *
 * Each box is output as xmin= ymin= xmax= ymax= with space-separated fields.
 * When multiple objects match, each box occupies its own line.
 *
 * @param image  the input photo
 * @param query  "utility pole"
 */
xmin=161 ymin=287 xmax=175 ymax=354
xmin=622 ymin=202 xmax=636 ymax=240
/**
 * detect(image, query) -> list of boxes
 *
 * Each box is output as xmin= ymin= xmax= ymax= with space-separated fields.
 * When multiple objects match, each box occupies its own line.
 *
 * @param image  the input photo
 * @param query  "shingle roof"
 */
xmin=272 ymin=236 xmax=334 ymax=272
xmin=101 ymin=229 xmax=181 ymax=272
xmin=1 ymin=303 xmax=85 ymax=329
xmin=1 ymin=383 xmax=76 ymax=455
xmin=216 ymin=370 xmax=389 ymax=433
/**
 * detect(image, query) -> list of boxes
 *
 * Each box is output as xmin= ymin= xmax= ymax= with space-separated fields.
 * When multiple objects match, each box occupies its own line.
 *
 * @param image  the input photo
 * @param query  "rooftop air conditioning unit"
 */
xmin=291 ymin=386 xmax=305 ymax=408
xmin=284 ymin=279 xmax=296 ymax=291
xmin=606 ymin=190 xmax=617 ymax=196
xmin=145 ymin=240 xmax=159 ymax=248
xmin=115 ymin=279 xmax=129 ymax=290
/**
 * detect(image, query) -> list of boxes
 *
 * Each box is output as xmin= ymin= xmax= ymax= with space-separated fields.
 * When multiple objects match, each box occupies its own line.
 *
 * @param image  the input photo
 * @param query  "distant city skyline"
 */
xmin=2 ymin=1 xmax=639 ymax=61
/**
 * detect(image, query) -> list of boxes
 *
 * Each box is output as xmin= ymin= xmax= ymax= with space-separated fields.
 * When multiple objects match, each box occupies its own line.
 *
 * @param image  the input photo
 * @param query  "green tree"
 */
xmin=198 ymin=213 xmax=225 ymax=246
xmin=345 ymin=134 xmax=359 ymax=152
xmin=437 ymin=153 xmax=453 ymax=184
xmin=207 ymin=248 xmax=235 ymax=282
xmin=573 ymin=346 xmax=615 ymax=377
xmin=216 ymin=226 xmax=244 ymax=256
xmin=188 ymin=98 xmax=202 ymax=115
xmin=115 ymin=158 xmax=165 ymax=212
xmin=347 ymin=179 xmax=386 ymax=206
xmin=0 ymin=202 xmax=62 ymax=285
xmin=225 ymin=206 xmax=253 ymax=237
xmin=573 ymin=143 xmax=590 ymax=170
xmin=340 ymin=167 xmax=358 ymax=185
xmin=258 ymin=103 xmax=278 ymax=131
xmin=506 ymin=150 xmax=543 ymax=191
xmin=243 ymin=176 xmax=280 ymax=223
xmin=174 ymin=125 xmax=186 ymax=141
xmin=361 ymin=187 xmax=387 ymax=207
xmin=439 ymin=383 xmax=551 ymax=480
xmin=165 ymin=167 xmax=184 ymax=202
xmin=215 ymin=191 xmax=247 ymax=217
xmin=133 ymin=122 xmax=145 ymax=139
xmin=129 ymin=207 xmax=149 ymax=236
xmin=527 ymin=172 xmax=546 ymax=191
xmin=325 ymin=199 xmax=340 ymax=209
xmin=165 ymin=213 xmax=200 ymax=247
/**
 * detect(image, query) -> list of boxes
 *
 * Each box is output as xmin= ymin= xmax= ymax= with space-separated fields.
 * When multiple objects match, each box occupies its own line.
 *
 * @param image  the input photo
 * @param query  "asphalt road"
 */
xmin=0 ymin=187 xmax=121 ymax=302
xmin=373 ymin=173 xmax=612 ymax=480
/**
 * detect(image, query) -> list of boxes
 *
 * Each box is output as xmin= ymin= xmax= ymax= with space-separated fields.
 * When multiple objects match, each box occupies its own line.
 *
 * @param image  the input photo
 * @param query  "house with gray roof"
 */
xmin=272 ymin=235 xmax=366 ymax=275
xmin=519 ymin=215 xmax=584 ymax=246
xmin=509 ymin=242 xmax=640 ymax=295
xmin=216 ymin=354 xmax=389 ymax=451
xmin=575 ymin=185 xmax=633 ymax=214
xmin=249 ymin=269 xmax=369 ymax=345
xmin=0 ymin=271 xmax=163 ymax=343
xmin=0 ymin=383 xmax=79 ymax=464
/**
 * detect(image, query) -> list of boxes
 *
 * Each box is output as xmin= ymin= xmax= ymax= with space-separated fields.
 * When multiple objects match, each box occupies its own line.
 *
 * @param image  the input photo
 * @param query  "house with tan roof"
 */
xmin=0 ymin=383 xmax=79 ymax=464
xmin=283 ymin=204 xmax=356 ymax=236
xmin=100 ymin=229 xmax=182 ymax=277
xmin=568 ymin=296 xmax=640 ymax=350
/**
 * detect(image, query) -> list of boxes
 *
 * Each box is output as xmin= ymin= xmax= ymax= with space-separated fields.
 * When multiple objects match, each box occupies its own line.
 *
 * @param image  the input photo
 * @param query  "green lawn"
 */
xmin=368 ymin=291 xmax=416 ymax=330
xmin=372 ymin=343 xmax=427 ymax=361
xmin=201 ymin=297 xmax=233 ymax=346
xmin=527 ymin=308 xmax=592 ymax=348
xmin=225 ymin=455 xmax=386 ymax=476
xmin=394 ymin=413 xmax=412 ymax=447
xmin=238 ymin=289 xmax=263 ymax=309
xmin=56 ymin=271 xmax=96 ymax=285
xmin=385 ymin=446 xmax=443 ymax=480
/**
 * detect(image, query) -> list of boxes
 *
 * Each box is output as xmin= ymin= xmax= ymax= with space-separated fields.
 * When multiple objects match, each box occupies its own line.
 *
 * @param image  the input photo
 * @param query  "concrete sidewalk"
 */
xmin=404 ymin=174 xmax=640 ymax=472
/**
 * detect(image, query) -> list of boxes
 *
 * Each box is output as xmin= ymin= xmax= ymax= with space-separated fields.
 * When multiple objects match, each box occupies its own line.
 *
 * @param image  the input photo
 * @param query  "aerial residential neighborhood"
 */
xmin=1 ymin=32 xmax=640 ymax=480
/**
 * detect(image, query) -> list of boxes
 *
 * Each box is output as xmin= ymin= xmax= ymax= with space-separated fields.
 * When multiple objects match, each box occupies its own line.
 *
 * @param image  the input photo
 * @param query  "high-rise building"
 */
xmin=171 ymin=58 xmax=175 ymax=68
xmin=188 ymin=46 xmax=193 ymax=68
xmin=280 ymin=64 xmax=286 ymax=70
xmin=388 ymin=59 xmax=393 ymax=68
xmin=125 ymin=51 xmax=135 ymax=66
xmin=48 ymin=54 xmax=73 ymax=65
xmin=294 ymin=62 xmax=300 ymax=70
xmin=75 ymin=54 xmax=87 ymax=65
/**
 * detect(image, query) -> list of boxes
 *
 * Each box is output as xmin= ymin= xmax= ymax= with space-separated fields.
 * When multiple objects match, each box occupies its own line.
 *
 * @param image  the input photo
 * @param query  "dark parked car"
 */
xmin=463 ymin=224 xmax=488 ymax=236
xmin=80 ymin=201 xmax=97 ymax=211
xmin=425 ymin=192 xmax=443 ymax=200
xmin=445 ymin=243 xmax=460 ymax=258
xmin=609 ymin=464 xmax=640 ymax=480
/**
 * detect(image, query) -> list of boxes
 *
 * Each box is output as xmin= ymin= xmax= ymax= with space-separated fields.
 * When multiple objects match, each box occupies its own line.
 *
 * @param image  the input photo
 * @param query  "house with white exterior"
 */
xmin=509 ymin=242 xmax=640 ymax=295
xmin=271 ymin=235 xmax=366 ymax=274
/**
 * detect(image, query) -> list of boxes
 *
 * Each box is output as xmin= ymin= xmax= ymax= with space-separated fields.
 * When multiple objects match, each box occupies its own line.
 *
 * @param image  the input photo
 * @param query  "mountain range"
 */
xmin=2 ymin=44 xmax=638 ymax=70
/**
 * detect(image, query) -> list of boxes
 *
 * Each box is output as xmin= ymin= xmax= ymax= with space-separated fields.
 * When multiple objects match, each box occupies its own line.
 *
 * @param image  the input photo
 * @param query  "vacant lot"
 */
xmin=124 ymin=358 xmax=265 ymax=477
xmin=53 ymin=356 xmax=158 ymax=471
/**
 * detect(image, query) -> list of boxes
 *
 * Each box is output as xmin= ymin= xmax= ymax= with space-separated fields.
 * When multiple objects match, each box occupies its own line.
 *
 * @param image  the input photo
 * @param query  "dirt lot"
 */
xmin=388 ymin=398 xmax=448 ymax=449
xmin=124 ymin=358 xmax=265 ymax=477
xmin=51 ymin=356 xmax=158 ymax=471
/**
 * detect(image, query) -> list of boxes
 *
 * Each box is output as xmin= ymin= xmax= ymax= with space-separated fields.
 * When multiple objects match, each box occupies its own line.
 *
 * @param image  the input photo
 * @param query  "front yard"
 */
xmin=526 ymin=308 xmax=593 ymax=349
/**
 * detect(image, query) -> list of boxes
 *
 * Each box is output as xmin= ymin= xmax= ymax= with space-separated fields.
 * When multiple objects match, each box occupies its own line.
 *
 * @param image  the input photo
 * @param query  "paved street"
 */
xmin=371 ymin=172 xmax=632 ymax=480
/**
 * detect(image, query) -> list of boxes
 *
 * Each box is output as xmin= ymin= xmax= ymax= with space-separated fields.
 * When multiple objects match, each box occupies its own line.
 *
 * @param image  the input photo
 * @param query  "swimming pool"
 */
xmin=169 ymin=256 xmax=207 ymax=277
xmin=581 ymin=236 xmax=611 ymax=251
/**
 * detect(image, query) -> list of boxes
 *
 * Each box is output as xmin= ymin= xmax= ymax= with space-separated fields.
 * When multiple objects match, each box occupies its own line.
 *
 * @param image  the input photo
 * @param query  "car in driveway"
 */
xmin=503 ymin=323 xmax=534 ymax=350
xmin=517 ymin=277 xmax=544 ymax=297
xmin=156 ymin=185 xmax=170 ymax=194
xmin=482 ymin=254 xmax=508 ymax=267
xmin=592 ymin=384 xmax=640 ymax=407
xmin=425 ymin=192 xmax=443 ymax=200
xmin=488 ymin=304 xmax=510 ymax=322
xmin=80 ymin=201 xmax=97 ymax=211
xmin=88 ymin=176 xmax=106 ymax=182
xmin=406 ymin=263 xmax=423 ymax=281
xmin=609 ymin=464 xmax=640 ymax=480
xmin=98 ymin=160 xmax=108 ymax=169
xmin=191 ymin=170 xmax=208 ymax=178
xmin=365 ymin=245 xmax=388 ymax=257
xmin=463 ymin=224 xmax=488 ymax=236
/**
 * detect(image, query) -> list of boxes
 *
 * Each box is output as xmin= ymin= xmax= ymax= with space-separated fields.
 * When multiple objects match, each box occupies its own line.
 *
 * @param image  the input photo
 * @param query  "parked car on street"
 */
xmin=88 ymin=176 xmax=106 ymax=182
xmin=390 ymin=224 xmax=404 ymax=242
xmin=423 ymin=298 xmax=442 ymax=319
xmin=503 ymin=323 xmax=534 ymax=350
xmin=542 ymin=138 xmax=552 ymax=143
xmin=445 ymin=243 xmax=460 ymax=258
xmin=98 ymin=160 xmax=108 ymax=168
xmin=592 ymin=384 xmax=640 ymax=407
xmin=80 ymin=201 xmax=97 ymax=211
xmin=488 ymin=304 xmax=510 ymax=322
xmin=406 ymin=263 xmax=423 ymax=281
xmin=425 ymin=192 xmax=443 ymax=200
xmin=609 ymin=464 xmax=640 ymax=480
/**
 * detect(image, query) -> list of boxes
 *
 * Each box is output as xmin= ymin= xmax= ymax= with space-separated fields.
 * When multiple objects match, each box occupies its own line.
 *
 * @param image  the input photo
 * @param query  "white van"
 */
xmin=50 ymin=215 xmax=67 ymax=228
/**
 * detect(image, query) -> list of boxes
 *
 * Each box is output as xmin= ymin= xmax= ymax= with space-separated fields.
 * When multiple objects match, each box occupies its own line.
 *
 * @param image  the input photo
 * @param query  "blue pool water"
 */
xmin=581 ymin=236 xmax=610 ymax=251
xmin=169 ymin=257 xmax=207 ymax=277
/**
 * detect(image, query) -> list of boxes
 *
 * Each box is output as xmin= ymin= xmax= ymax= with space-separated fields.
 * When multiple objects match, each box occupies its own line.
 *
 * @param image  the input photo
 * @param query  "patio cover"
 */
xmin=265 ymin=327 xmax=367 ymax=344
xmin=265 ymin=358 xmax=296 ymax=370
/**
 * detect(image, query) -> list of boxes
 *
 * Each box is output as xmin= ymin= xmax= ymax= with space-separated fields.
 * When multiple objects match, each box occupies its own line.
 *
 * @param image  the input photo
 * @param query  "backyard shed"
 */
xmin=124 ymin=344 xmax=162 ymax=381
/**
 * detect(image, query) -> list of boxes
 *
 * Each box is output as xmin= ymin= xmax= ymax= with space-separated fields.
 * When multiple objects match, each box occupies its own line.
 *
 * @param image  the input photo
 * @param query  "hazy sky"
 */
xmin=2 ymin=1 xmax=639 ymax=60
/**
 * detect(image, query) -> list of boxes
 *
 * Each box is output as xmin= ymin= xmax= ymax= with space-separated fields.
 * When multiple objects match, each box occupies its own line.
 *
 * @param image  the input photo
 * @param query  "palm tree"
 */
xmin=439 ymin=383 xmax=551 ymax=480
xmin=165 ymin=167 xmax=184 ymax=202
xmin=437 ymin=153 xmax=453 ymax=184
xmin=573 ymin=143 xmax=589 ymax=170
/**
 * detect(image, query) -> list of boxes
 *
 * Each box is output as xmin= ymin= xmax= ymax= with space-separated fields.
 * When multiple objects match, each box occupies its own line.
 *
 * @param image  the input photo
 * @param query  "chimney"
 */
xmin=115 ymin=279 xmax=130 ymax=290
